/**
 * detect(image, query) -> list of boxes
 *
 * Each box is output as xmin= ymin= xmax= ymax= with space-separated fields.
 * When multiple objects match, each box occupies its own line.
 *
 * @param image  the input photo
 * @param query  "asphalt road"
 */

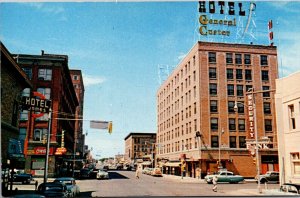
xmin=11 ymin=170 xmax=279 ymax=197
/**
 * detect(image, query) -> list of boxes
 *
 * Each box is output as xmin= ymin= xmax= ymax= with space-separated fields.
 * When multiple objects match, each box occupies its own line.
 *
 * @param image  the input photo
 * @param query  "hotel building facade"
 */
xmin=157 ymin=41 xmax=278 ymax=178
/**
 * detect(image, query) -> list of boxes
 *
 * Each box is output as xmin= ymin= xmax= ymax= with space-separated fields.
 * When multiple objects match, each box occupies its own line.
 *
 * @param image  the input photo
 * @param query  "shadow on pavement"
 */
xmin=108 ymin=172 xmax=129 ymax=179
xmin=79 ymin=191 xmax=95 ymax=197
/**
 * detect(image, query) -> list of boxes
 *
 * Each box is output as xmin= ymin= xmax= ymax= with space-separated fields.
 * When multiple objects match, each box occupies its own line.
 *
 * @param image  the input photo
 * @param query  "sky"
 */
xmin=1 ymin=1 xmax=300 ymax=158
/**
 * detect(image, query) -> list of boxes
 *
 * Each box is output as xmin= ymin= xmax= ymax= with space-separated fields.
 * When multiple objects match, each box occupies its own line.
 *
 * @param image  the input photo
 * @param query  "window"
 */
xmin=209 ymin=52 xmax=216 ymax=63
xmin=228 ymin=101 xmax=235 ymax=113
xmin=244 ymin=54 xmax=251 ymax=65
xmin=19 ymin=128 xmax=27 ymax=141
xmin=227 ymin=69 xmax=233 ymax=80
xmin=37 ymin=88 xmax=51 ymax=99
xmin=211 ymin=136 xmax=219 ymax=148
xmin=246 ymin=85 xmax=253 ymax=92
xmin=264 ymin=102 xmax=271 ymax=114
xmin=22 ymin=67 xmax=32 ymax=79
xmin=211 ymin=118 xmax=218 ymax=130
xmin=262 ymin=70 xmax=269 ymax=81
xmin=209 ymin=68 xmax=217 ymax=79
xmin=226 ymin=53 xmax=233 ymax=64
xmin=193 ymin=71 xmax=196 ymax=82
xmin=291 ymin=153 xmax=300 ymax=175
xmin=229 ymin=118 xmax=236 ymax=131
xmin=38 ymin=68 xmax=52 ymax=80
xmin=235 ymin=54 xmax=242 ymax=64
xmin=194 ymin=102 xmax=197 ymax=114
xmin=289 ymin=105 xmax=296 ymax=130
xmin=263 ymin=86 xmax=270 ymax=97
xmin=20 ymin=110 xmax=28 ymax=120
xmin=260 ymin=55 xmax=268 ymax=65
xmin=238 ymin=119 xmax=245 ymax=131
xmin=237 ymin=85 xmax=244 ymax=96
xmin=210 ymin=83 xmax=217 ymax=95
xmin=34 ymin=128 xmax=48 ymax=141
xmin=227 ymin=84 xmax=234 ymax=96
xmin=239 ymin=136 xmax=246 ymax=148
xmin=73 ymin=75 xmax=78 ymax=80
xmin=210 ymin=100 xmax=218 ymax=113
xmin=22 ymin=88 xmax=30 ymax=97
xmin=230 ymin=136 xmax=237 ymax=148
xmin=245 ymin=69 xmax=252 ymax=80
xmin=237 ymin=102 xmax=244 ymax=113
xmin=236 ymin=69 xmax=243 ymax=80
xmin=265 ymin=119 xmax=272 ymax=132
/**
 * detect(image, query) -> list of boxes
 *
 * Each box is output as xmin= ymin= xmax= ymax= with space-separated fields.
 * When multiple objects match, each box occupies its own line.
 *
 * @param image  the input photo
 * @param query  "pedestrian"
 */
xmin=135 ymin=165 xmax=140 ymax=179
xmin=212 ymin=175 xmax=218 ymax=192
xmin=35 ymin=181 xmax=38 ymax=191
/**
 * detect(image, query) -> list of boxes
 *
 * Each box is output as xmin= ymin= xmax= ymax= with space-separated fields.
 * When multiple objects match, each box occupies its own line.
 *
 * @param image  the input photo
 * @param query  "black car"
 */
xmin=12 ymin=171 xmax=34 ymax=184
xmin=37 ymin=182 xmax=70 ymax=198
xmin=256 ymin=171 xmax=279 ymax=183
xmin=79 ymin=168 xmax=93 ymax=179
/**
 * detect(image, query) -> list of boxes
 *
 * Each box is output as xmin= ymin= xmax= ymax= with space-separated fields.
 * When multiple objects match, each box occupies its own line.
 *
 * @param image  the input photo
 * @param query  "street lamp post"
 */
xmin=195 ymin=131 xmax=202 ymax=179
xmin=234 ymin=91 xmax=261 ymax=193
xmin=218 ymin=128 xmax=224 ymax=169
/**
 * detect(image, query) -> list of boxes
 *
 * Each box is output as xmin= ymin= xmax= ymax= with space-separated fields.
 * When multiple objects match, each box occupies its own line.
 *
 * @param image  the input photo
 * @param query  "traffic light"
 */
xmin=108 ymin=122 xmax=113 ymax=134
xmin=61 ymin=130 xmax=65 ymax=147
xmin=42 ymin=134 xmax=46 ymax=144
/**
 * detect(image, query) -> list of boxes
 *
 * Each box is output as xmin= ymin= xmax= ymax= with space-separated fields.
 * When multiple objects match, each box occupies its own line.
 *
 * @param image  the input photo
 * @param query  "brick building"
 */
xmin=124 ymin=132 xmax=156 ymax=167
xmin=70 ymin=70 xmax=85 ymax=159
xmin=1 ymin=42 xmax=32 ymax=169
xmin=16 ymin=51 xmax=79 ymax=177
xmin=157 ymin=41 xmax=278 ymax=178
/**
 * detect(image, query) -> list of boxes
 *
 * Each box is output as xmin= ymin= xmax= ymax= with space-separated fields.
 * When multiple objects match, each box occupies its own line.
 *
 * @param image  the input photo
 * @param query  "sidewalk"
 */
xmin=162 ymin=174 xmax=205 ymax=183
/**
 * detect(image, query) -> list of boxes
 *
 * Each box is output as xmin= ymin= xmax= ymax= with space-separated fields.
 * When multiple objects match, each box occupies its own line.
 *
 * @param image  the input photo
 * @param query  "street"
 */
xmin=12 ymin=170 xmax=279 ymax=197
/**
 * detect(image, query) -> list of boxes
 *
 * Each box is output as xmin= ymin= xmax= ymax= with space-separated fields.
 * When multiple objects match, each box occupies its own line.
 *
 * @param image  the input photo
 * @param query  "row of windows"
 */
xmin=22 ymin=68 xmax=52 ymax=81
xmin=210 ymin=100 xmax=272 ymax=114
xmin=209 ymin=68 xmax=254 ymax=81
xmin=210 ymin=118 xmax=273 ymax=132
xmin=158 ymin=135 xmax=248 ymax=154
xmin=209 ymin=52 xmax=269 ymax=66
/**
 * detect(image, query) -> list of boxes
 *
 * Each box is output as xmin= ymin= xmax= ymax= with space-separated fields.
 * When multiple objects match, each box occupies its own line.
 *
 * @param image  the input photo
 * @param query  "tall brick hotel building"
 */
xmin=157 ymin=41 xmax=278 ymax=178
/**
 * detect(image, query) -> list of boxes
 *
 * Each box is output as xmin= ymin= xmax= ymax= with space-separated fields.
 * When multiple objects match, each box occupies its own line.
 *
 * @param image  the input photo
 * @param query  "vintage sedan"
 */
xmin=96 ymin=170 xmax=109 ymax=179
xmin=151 ymin=168 xmax=163 ymax=177
xmin=204 ymin=170 xmax=245 ymax=184
xmin=265 ymin=183 xmax=300 ymax=196
xmin=54 ymin=177 xmax=80 ymax=197
xmin=12 ymin=170 xmax=34 ymax=184
xmin=256 ymin=171 xmax=279 ymax=184
xmin=37 ymin=182 xmax=70 ymax=198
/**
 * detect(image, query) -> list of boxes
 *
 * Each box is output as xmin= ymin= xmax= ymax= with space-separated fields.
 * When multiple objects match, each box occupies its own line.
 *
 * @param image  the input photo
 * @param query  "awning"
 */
xmin=141 ymin=161 xmax=152 ymax=165
xmin=164 ymin=162 xmax=181 ymax=167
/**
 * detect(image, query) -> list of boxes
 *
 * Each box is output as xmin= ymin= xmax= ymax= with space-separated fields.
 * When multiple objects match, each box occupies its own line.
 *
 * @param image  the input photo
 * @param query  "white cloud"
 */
xmin=177 ymin=52 xmax=186 ymax=61
xmin=82 ymin=74 xmax=106 ymax=87
xmin=27 ymin=3 xmax=65 ymax=15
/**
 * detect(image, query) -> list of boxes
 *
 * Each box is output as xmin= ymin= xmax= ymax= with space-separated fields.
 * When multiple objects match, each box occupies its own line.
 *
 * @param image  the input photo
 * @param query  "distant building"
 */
xmin=1 ymin=42 xmax=32 ymax=170
xmin=16 ymin=51 xmax=79 ymax=177
xmin=124 ymin=132 xmax=156 ymax=166
xmin=275 ymin=71 xmax=300 ymax=184
xmin=70 ymin=70 xmax=85 ymax=158
xmin=157 ymin=41 xmax=278 ymax=178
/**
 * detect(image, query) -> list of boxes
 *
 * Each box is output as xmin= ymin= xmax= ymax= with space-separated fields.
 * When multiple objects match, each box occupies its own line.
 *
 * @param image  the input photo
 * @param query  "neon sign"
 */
xmin=198 ymin=1 xmax=247 ymax=37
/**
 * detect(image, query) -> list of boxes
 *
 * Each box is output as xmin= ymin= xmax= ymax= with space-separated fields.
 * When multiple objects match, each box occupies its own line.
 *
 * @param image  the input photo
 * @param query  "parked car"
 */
xmin=96 ymin=170 xmax=109 ymax=179
xmin=80 ymin=168 xmax=93 ymax=179
xmin=204 ymin=170 xmax=244 ymax=184
xmin=255 ymin=171 xmax=279 ymax=184
xmin=151 ymin=168 xmax=163 ymax=177
xmin=12 ymin=170 xmax=34 ymax=184
xmin=37 ymin=182 xmax=70 ymax=198
xmin=53 ymin=177 xmax=80 ymax=198
xmin=142 ymin=167 xmax=151 ymax=174
xmin=264 ymin=183 xmax=300 ymax=196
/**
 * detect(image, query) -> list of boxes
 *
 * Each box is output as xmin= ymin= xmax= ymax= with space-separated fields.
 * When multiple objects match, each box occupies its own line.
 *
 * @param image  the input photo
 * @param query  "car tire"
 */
xmin=260 ymin=179 xmax=267 ymax=184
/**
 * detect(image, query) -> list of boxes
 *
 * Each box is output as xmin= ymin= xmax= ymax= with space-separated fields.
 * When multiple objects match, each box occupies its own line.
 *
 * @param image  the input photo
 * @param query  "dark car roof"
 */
xmin=54 ymin=177 xmax=75 ymax=181
xmin=283 ymin=183 xmax=300 ymax=188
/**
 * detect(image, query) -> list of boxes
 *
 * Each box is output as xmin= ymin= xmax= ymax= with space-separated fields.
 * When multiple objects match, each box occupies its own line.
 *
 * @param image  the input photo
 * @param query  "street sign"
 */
xmin=21 ymin=92 xmax=51 ymax=118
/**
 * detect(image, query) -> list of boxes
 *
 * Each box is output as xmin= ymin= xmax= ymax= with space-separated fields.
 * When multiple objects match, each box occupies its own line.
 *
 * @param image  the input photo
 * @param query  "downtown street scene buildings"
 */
xmin=1 ymin=1 xmax=300 ymax=197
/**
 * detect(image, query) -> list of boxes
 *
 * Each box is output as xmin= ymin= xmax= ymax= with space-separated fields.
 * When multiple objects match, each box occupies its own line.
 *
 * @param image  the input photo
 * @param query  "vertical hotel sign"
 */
xmin=247 ymin=94 xmax=255 ymax=139
xmin=198 ymin=1 xmax=247 ymax=37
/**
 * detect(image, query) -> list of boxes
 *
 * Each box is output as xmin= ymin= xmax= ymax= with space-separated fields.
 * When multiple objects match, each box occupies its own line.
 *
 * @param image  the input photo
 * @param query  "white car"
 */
xmin=53 ymin=177 xmax=80 ymax=198
xmin=96 ymin=170 xmax=109 ymax=179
